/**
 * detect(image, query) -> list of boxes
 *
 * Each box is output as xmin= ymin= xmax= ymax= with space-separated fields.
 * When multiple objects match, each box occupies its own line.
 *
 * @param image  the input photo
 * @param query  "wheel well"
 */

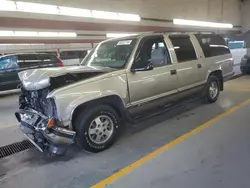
xmin=209 ymin=70 xmax=223 ymax=91
xmin=71 ymin=95 xmax=126 ymax=130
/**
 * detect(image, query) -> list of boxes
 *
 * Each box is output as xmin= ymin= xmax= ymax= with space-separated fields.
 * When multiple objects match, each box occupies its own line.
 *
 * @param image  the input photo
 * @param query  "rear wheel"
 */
xmin=74 ymin=105 xmax=121 ymax=153
xmin=202 ymin=75 xmax=220 ymax=103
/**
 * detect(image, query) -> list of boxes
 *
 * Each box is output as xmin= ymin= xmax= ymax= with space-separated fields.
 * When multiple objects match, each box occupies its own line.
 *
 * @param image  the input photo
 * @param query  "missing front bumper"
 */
xmin=16 ymin=109 xmax=76 ymax=154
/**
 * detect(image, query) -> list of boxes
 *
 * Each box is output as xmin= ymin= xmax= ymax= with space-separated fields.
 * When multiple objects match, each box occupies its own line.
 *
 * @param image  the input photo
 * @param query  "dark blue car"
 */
xmin=240 ymin=54 xmax=250 ymax=74
xmin=0 ymin=53 xmax=63 ymax=91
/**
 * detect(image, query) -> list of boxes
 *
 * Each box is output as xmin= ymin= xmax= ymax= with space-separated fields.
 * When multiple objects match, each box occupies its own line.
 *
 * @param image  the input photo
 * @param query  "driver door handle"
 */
xmin=170 ymin=70 xmax=177 ymax=75
xmin=197 ymin=64 xmax=202 ymax=68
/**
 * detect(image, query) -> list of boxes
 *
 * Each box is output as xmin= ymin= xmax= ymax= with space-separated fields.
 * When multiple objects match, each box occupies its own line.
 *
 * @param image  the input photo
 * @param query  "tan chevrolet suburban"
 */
xmin=15 ymin=32 xmax=234 ymax=154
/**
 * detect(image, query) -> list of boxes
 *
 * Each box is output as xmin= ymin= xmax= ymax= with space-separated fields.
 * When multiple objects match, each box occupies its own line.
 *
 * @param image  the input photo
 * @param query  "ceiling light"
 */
xmin=15 ymin=31 xmax=38 ymax=36
xmin=0 ymin=0 xmax=16 ymax=11
xmin=0 ymin=1 xmax=141 ymax=22
xmin=0 ymin=30 xmax=77 ymax=38
xmin=173 ymin=19 xmax=233 ymax=28
xmin=0 ymin=43 xmax=45 ymax=46
xmin=16 ymin=1 xmax=59 ymax=14
xmin=16 ymin=43 xmax=45 ymax=45
xmin=38 ymin=32 xmax=59 ymax=37
xmin=58 ymin=32 xmax=77 ymax=37
xmin=0 ymin=30 xmax=15 ymax=36
xmin=92 ymin=10 xmax=118 ymax=20
xmin=106 ymin=33 xmax=137 ymax=38
xmin=59 ymin=6 xmax=92 ymax=17
xmin=117 ymin=13 xmax=140 ymax=21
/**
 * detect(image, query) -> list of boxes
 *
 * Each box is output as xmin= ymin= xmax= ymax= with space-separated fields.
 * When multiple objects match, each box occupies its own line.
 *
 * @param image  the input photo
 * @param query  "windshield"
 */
xmin=81 ymin=38 xmax=137 ymax=68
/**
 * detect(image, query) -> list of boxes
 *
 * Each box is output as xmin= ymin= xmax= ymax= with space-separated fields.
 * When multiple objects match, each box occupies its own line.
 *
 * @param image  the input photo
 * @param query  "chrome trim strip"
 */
xmin=131 ymin=89 xmax=178 ymax=106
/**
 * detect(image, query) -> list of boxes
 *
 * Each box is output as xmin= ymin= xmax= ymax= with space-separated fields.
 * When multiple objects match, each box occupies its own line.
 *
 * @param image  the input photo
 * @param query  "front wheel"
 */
xmin=74 ymin=105 xmax=121 ymax=153
xmin=202 ymin=75 xmax=220 ymax=103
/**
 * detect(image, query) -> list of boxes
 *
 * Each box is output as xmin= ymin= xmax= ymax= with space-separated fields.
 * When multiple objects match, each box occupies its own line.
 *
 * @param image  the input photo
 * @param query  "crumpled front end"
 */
xmin=16 ymin=66 xmax=114 ymax=154
xmin=16 ymin=87 xmax=76 ymax=155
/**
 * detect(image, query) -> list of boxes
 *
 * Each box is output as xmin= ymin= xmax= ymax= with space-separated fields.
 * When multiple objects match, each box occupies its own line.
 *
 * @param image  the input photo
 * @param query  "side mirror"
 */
xmin=131 ymin=62 xmax=154 ymax=72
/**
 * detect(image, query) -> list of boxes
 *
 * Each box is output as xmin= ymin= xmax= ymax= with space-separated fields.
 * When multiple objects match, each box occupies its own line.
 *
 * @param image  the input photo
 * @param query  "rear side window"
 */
xmin=195 ymin=34 xmax=230 ymax=57
xmin=37 ymin=54 xmax=59 ymax=64
xmin=169 ymin=35 xmax=197 ymax=63
xmin=18 ymin=54 xmax=40 ymax=68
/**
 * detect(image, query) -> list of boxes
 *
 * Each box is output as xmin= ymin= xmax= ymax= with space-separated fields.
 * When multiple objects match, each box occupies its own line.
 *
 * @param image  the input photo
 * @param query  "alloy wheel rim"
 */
xmin=209 ymin=81 xmax=218 ymax=99
xmin=88 ymin=115 xmax=114 ymax=144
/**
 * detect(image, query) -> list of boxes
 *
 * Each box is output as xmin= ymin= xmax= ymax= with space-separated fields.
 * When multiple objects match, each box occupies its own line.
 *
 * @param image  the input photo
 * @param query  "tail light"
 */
xmin=56 ymin=61 xmax=64 ymax=67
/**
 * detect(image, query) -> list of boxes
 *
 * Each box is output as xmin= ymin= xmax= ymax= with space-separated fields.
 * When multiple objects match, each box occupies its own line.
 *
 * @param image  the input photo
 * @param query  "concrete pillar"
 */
xmin=241 ymin=0 xmax=250 ymax=33
xmin=240 ymin=0 xmax=250 ymax=53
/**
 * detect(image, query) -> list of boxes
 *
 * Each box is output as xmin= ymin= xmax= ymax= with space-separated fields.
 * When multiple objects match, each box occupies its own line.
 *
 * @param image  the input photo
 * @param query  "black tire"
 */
xmin=202 ymin=75 xmax=220 ymax=103
xmin=74 ymin=105 xmax=121 ymax=153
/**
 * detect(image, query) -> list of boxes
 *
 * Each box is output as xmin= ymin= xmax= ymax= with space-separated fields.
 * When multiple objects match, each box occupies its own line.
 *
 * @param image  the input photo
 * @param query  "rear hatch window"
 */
xmin=37 ymin=54 xmax=61 ymax=67
xmin=18 ymin=54 xmax=40 ymax=69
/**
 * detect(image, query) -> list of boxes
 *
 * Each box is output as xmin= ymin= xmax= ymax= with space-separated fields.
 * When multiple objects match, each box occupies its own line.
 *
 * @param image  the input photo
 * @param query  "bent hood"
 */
xmin=18 ymin=66 xmax=113 ymax=91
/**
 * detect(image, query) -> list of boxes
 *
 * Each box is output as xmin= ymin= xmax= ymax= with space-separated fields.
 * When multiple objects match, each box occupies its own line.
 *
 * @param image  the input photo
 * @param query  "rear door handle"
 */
xmin=170 ymin=70 xmax=177 ymax=75
xmin=197 ymin=64 xmax=202 ymax=68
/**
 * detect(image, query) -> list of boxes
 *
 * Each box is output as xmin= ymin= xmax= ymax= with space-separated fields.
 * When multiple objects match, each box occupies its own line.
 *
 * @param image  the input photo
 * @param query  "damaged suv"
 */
xmin=15 ymin=33 xmax=234 ymax=154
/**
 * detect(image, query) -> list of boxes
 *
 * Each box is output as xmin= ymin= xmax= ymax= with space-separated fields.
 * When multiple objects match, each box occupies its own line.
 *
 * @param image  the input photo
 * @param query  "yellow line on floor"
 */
xmin=91 ymin=99 xmax=250 ymax=188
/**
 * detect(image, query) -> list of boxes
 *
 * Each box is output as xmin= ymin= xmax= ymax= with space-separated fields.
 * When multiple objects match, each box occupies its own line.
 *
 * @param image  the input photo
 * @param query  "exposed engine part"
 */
xmin=19 ymin=72 xmax=104 ymax=117
xmin=49 ymin=72 xmax=104 ymax=90
xmin=19 ymin=87 xmax=55 ymax=117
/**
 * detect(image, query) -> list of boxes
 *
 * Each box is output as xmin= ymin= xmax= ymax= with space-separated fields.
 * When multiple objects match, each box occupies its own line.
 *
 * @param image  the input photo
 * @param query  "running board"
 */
xmin=129 ymin=96 xmax=201 ymax=123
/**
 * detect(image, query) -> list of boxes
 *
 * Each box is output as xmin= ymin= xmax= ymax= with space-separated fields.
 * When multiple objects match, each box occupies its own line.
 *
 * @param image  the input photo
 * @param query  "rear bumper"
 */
xmin=15 ymin=109 xmax=75 ymax=153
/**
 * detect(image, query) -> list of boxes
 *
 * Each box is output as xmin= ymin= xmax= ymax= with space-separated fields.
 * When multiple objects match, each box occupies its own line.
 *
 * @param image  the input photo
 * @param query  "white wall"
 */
xmin=27 ymin=0 xmax=241 ymax=25
xmin=231 ymin=48 xmax=246 ymax=65
xmin=63 ymin=59 xmax=81 ymax=66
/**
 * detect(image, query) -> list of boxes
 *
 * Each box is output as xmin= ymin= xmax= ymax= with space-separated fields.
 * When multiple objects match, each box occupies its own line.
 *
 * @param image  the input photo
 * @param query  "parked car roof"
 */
xmin=0 ymin=53 xmax=56 ymax=59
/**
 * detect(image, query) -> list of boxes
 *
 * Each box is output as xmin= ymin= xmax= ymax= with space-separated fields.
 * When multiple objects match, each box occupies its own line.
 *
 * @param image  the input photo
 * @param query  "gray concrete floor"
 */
xmin=0 ymin=76 xmax=249 ymax=188
xmin=108 ymin=99 xmax=250 ymax=188
xmin=0 ymin=94 xmax=24 ymax=147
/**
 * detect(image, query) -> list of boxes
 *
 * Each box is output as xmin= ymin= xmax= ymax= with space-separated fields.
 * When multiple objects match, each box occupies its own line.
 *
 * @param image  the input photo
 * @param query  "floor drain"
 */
xmin=0 ymin=140 xmax=34 ymax=159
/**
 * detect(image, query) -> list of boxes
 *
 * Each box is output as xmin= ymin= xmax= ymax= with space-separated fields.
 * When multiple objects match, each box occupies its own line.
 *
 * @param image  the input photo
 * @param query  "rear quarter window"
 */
xmin=18 ymin=54 xmax=40 ymax=68
xmin=195 ymin=34 xmax=230 ymax=57
xmin=37 ymin=54 xmax=59 ymax=64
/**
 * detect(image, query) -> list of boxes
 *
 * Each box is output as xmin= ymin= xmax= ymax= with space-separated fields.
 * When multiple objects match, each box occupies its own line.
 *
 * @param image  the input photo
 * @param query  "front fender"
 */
xmin=47 ymin=72 xmax=129 ymax=127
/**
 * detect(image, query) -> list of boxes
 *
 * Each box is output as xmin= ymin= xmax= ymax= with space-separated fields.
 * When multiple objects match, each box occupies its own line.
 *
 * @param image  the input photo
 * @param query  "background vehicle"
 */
xmin=240 ymin=54 xmax=250 ymax=74
xmin=0 ymin=53 xmax=64 ymax=91
xmin=16 ymin=33 xmax=233 ymax=154
xmin=60 ymin=50 xmax=88 ymax=66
